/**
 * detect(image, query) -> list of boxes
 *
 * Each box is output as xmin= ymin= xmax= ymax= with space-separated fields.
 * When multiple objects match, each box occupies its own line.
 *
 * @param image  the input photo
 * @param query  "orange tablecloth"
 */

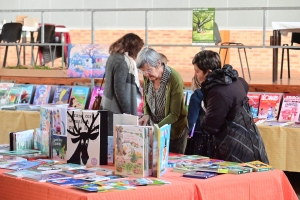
xmin=0 ymin=168 xmax=297 ymax=200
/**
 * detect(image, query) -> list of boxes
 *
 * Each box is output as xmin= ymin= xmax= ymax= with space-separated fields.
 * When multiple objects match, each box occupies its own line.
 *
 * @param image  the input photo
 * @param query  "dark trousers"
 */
xmin=169 ymin=129 xmax=188 ymax=154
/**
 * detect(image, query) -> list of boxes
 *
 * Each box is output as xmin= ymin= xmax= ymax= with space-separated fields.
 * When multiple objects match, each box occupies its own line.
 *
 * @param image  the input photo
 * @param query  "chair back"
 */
xmin=0 ymin=23 xmax=22 ymax=43
xmin=291 ymin=32 xmax=300 ymax=46
xmin=36 ymin=25 xmax=56 ymax=43
xmin=214 ymin=22 xmax=222 ymax=45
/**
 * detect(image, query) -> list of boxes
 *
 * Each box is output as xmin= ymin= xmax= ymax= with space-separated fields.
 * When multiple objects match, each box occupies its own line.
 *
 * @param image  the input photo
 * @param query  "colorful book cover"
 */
xmin=107 ymin=136 xmax=114 ymax=163
xmin=68 ymin=86 xmax=90 ymax=109
xmin=53 ymin=163 xmax=86 ymax=170
xmin=33 ymin=85 xmax=52 ymax=105
xmin=247 ymin=93 xmax=261 ymax=118
xmin=183 ymin=171 xmax=217 ymax=179
xmin=278 ymin=94 xmax=300 ymax=122
xmin=0 ymin=82 xmax=14 ymax=105
xmin=66 ymin=110 xmax=100 ymax=167
xmin=192 ymin=8 xmax=216 ymax=44
xmin=7 ymin=86 xmax=23 ymax=105
xmin=18 ymin=84 xmax=35 ymax=104
xmin=39 ymin=107 xmax=54 ymax=157
xmin=115 ymin=125 xmax=145 ymax=178
xmin=58 ymin=169 xmax=96 ymax=178
xmin=7 ymin=161 xmax=42 ymax=170
xmin=23 ymin=173 xmax=70 ymax=182
xmin=79 ymin=175 xmax=110 ymax=182
xmin=154 ymin=124 xmax=171 ymax=178
xmin=47 ymin=178 xmax=88 ymax=186
xmin=67 ymin=44 xmax=109 ymax=78
xmin=88 ymin=86 xmax=104 ymax=110
xmin=13 ymin=129 xmax=34 ymax=151
xmin=86 ymin=167 xmax=114 ymax=176
xmin=52 ymin=134 xmax=67 ymax=162
xmin=242 ymin=161 xmax=273 ymax=172
xmin=73 ymin=181 xmax=136 ymax=192
xmin=4 ymin=169 xmax=41 ymax=178
xmin=51 ymin=105 xmax=68 ymax=136
xmin=257 ymin=93 xmax=283 ymax=120
xmin=52 ymin=86 xmax=72 ymax=104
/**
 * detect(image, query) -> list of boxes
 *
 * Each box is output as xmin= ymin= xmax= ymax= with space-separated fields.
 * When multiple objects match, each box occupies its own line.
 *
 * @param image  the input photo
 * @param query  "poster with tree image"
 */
xmin=192 ymin=8 xmax=215 ymax=44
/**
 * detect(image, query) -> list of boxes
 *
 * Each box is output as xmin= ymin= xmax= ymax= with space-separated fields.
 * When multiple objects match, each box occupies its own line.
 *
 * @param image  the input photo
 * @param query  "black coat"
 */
xmin=200 ymin=65 xmax=269 ymax=163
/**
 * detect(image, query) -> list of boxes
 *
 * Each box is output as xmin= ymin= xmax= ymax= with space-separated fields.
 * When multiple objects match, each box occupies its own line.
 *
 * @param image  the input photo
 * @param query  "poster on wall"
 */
xmin=192 ymin=8 xmax=215 ymax=45
xmin=67 ymin=44 xmax=109 ymax=78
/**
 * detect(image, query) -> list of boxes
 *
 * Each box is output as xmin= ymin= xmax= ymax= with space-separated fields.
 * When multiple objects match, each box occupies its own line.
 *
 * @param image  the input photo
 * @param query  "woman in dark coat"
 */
xmin=192 ymin=50 xmax=269 ymax=163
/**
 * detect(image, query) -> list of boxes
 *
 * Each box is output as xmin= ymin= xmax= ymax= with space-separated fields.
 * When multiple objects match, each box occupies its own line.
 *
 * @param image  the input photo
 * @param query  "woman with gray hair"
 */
xmin=137 ymin=47 xmax=188 ymax=154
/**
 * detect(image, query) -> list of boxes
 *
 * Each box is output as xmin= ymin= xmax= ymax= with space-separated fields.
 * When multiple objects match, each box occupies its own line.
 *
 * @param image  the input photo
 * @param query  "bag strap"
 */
xmin=99 ymin=73 xmax=105 ymax=88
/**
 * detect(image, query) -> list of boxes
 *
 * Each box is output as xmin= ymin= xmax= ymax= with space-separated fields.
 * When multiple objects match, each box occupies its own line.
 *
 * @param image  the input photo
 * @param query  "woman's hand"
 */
xmin=139 ymin=115 xmax=149 ymax=126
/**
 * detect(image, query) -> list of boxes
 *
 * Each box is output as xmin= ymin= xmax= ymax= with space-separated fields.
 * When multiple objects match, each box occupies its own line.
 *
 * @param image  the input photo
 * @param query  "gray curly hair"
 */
xmin=136 ymin=47 xmax=162 ymax=69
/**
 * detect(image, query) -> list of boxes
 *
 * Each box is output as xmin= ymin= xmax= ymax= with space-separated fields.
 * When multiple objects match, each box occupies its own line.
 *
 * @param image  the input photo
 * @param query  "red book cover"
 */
xmin=247 ymin=93 xmax=261 ymax=118
xmin=257 ymin=93 xmax=283 ymax=120
xmin=278 ymin=94 xmax=300 ymax=122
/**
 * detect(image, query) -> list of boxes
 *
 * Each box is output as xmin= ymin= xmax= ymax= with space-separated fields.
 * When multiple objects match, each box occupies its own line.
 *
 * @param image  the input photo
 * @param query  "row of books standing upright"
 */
xmin=248 ymin=92 xmax=300 ymax=123
xmin=0 ymin=82 xmax=104 ymax=110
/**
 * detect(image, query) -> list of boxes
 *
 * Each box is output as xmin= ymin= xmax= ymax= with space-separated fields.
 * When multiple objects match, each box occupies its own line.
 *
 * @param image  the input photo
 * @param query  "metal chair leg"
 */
xmin=16 ymin=45 xmax=20 ymax=66
xmin=49 ymin=45 xmax=54 ymax=67
xmin=287 ymin=48 xmax=290 ymax=79
xmin=243 ymin=48 xmax=251 ymax=80
xmin=31 ymin=45 xmax=35 ymax=66
xmin=238 ymin=48 xmax=245 ymax=79
xmin=2 ymin=46 xmax=8 ymax=68
xmin=280 ymin=47 xmax=285 ymax=79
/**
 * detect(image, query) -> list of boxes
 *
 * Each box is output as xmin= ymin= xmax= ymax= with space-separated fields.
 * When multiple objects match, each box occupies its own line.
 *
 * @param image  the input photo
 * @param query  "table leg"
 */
xmin=272 ymin=30 xmax=280 ymax=82
xmin=22 ymin=32 xmax=26 ymax=65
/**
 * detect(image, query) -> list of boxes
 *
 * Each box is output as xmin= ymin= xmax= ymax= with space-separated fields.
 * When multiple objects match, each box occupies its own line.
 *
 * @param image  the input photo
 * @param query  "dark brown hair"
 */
xmin=109 ymin=33 xmax=144 ymax=59
xmin=192 ymin=50 xmax=221 ymax=73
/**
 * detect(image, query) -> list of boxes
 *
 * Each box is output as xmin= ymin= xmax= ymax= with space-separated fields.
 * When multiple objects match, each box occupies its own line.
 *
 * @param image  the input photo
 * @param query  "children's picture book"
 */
xmin=73 ymin=180 xmax=136 ymax=192
xmin=52 ymin=86 xmax=72 ymax=104
xmin=87 ymin=167 xmax=114 ymax=176
xmin=23 ymin=173 xmax=70 ymax=182
xmin=183 ymin=171 xmax=217 ymax=179
xmin=6 ymin=160 xmax=42 ymax=170
xmin=53 ymin=163 xmax=86 ymax=170
xmin=67 ymin=44 xmax=109 ymax=78
xmin=257 ymin=93 xmax=283 ymax=120
xmin=242 ymin=160 xmax=274 ymax=172
xmin=0 ymin=82 xmax=14 ymax=105
xmin=192 ymin=8 xmax=216 ymax=45
xmin=7 ymin=86 xmax=23 ymax=105
xmin=154 ymin=124 xmax=171 ymax=178
xmin=68 ymin=86 xmax=90 ymax=109
xmin=115 ymin=125 xmax=145 ymax=178
xmin=79 ymin=175 xmax=110 ymax=182
xmin=35 ymin=166 xmax=63 ymax=174
xmin=66 ymin=110 xmax=100 ymax=167
xmin=247 ymin=93 xmax=261 ymax=118
xmin=18 ymin=84 xmax=35 ymax=104
xmin=47 ymin=178 xmax=89 ymax=186
xmin=9 ymin=129 xmax=34 ymax=151
xmin=33 ymin=85 xmax=52 ymax=105
xmin=0 ymin=149 xmax=40 ymax=156
xmin=4 ymin=169 xmax=41 ymax=178
xmin=51 ymin=134 xmax=67 ymax=162
xmin=278 ymin=94 xmax=300 ymax=122
xmin=108 ymin=136 xmax=114 ymax=163
xmin=88 ymin=86 xmax=104 ymax=110
xmin=58 ymin=169 xmax=96 ymax=178
xmin=39 ymin=107 xmax=53 ymax=157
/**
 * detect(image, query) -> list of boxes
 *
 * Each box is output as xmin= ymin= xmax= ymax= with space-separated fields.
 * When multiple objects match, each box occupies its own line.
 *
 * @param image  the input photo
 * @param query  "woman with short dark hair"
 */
xmin=101 ymin=33 xmax=144 ymax=115
xmin=193 ymin=50 xmax=269 ymax=163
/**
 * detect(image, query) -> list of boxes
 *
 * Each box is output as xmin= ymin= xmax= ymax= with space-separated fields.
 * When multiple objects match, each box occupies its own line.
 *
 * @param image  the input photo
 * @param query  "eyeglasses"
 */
xmin=138 ymin=68 xmax=153 ymax=75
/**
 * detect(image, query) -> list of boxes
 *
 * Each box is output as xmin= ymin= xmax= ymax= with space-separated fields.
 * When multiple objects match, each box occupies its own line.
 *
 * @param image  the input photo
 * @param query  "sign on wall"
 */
xmin=192 ymin=8 xmax=215 ymax=45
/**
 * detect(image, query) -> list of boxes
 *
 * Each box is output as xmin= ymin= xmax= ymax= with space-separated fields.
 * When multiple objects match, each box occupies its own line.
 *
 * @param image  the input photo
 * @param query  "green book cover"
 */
xmin=192 ymin=8 xmax=215 ymax=44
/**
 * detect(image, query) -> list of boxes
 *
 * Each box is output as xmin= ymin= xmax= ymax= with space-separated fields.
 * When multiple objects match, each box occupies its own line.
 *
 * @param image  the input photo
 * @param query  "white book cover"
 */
xmin=67 ymin=110 xmax=100 ymax=167
xmin=14 ymin=129 xmax=34 ymax=151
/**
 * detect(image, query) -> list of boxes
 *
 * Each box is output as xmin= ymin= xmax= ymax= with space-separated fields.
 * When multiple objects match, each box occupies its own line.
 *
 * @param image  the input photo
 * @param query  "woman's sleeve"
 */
xmin=187 ymin=90 xmax=202 ymax=132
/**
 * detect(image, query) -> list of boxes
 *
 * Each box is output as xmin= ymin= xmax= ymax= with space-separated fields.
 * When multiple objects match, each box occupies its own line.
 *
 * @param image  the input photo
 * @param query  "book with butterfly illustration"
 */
xmin=52 ymin=86 xmax=72 ymax=104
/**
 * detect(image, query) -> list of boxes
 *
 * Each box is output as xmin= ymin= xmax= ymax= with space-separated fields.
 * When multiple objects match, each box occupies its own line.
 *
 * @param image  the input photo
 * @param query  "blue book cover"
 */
xmin=19 ymin=84 xmax=35 ymax=104
xmin=47 ymin=178 xmax=88 ymax=186
xmin=68 ymin=86 xmax=90 ymax=109
xmin=183 ymin=171 xmax=217 ymax=179
xmin=33 ymin=85 xmax=52 ymax=105
xmin=154 ymin=124 xmax=171 ymax=178
xmin=23 ymin=173 xmax=70 ymax=182
xmin=52 ymin=86 xmax=72 ymax=104
xmin=7 ymin=161 xmax=42 ymax=170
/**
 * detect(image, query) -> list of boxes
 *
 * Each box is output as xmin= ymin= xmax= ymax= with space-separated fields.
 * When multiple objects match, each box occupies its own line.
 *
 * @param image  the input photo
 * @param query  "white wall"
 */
xmin=0 ymin=0 xmax=299 ymax=29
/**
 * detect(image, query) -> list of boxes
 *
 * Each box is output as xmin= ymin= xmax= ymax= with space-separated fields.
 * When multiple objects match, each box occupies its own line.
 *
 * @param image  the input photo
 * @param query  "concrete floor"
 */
xmin=285 ymin=171 xmax=300 ymax=199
